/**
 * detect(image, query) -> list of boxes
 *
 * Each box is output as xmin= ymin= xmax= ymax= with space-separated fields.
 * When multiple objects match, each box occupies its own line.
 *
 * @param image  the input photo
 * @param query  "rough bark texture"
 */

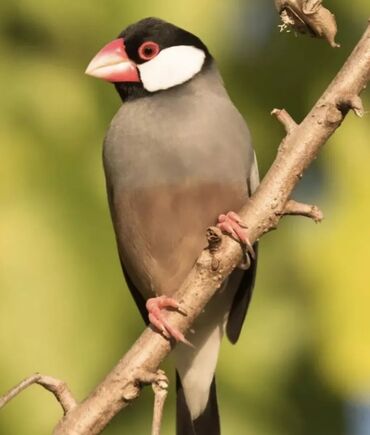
xmin=50 ymin=21 xmax=370 ymax=435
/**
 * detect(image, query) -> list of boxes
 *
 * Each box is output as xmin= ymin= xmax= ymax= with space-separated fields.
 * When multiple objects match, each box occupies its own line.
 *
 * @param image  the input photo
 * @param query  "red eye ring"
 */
xmin=138 ymin=41 xmax=160 ymax=61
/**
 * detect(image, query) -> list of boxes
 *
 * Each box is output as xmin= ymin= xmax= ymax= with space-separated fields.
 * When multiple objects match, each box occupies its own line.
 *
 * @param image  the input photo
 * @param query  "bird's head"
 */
xmin=85 ymin=17 xmax=213 ymax=100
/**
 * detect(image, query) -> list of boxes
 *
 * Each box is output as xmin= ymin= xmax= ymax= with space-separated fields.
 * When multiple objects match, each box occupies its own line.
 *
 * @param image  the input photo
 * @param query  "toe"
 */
xmin=227 ymin=211 xmax=248 ymax=228
xmin=217 ymin=213 xmax=227 ymax=223
xmin=157 ymin=296 xmax=179 ymax=310
xmin=217 ymin=221 xmax=239 ymax=240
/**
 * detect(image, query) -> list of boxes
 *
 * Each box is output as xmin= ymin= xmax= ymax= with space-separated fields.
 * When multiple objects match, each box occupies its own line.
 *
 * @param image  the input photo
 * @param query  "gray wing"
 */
xmin=121 ymin=259 xmax=149 ymax=324
xmin=226 ymin=153 xmax=260 ymax=343
xmin=105 ymin=176 xmax=149 ymax=323
xmin=226 ymin=245 xmax=258 ymax=343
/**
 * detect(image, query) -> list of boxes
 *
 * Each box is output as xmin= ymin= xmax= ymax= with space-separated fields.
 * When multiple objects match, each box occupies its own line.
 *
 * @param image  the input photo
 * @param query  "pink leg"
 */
xmin=217 ymin=211 xmax=255 ymax=259
xmin=146 ymin=296 xmax=192 ymax=346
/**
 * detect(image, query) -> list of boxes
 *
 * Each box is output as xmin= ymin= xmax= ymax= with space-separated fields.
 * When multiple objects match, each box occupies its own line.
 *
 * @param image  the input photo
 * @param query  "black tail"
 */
xmin=176 ymin=371 xmax=220 ymax=435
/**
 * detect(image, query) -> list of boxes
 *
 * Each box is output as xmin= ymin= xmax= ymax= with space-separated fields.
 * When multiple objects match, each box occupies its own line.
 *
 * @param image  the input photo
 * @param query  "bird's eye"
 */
xmin=138 ymin=41 xmax=160 ymax=61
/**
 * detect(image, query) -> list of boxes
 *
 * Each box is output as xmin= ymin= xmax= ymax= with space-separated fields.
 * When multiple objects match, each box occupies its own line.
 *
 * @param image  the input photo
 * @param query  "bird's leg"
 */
xmin=217 ymin=211 xmax=256 ymax=260
xmin=146 ymin=296 xmax=192 ymax=346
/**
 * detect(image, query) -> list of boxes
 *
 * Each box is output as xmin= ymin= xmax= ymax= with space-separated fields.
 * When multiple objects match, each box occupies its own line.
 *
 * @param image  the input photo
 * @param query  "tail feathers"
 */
xmin=176 ymin=372 xmax=220 ymax=435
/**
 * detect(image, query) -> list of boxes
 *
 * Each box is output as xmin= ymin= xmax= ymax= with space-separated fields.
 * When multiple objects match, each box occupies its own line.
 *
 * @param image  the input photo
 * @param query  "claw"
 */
xmin=217 ymin=211 xmax=256 ymax=260
xmin=146 ymin=296 xmax=193 ymax=347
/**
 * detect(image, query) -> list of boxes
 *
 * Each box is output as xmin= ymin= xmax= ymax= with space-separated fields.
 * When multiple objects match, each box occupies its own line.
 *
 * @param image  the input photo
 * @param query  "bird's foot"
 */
xmin=217 ymin=211 xmax=255 ymax=260
xmin=146 ymin=296 xmax=192 ymax=346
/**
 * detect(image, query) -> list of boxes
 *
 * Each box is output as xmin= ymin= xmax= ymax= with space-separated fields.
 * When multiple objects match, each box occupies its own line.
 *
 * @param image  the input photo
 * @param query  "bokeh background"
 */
xmin=1 ymin=1 xmax=369 ymax=434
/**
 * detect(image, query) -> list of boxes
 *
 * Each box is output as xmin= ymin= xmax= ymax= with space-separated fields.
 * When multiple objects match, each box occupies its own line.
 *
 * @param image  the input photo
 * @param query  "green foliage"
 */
xmin=0 ymin=1 xmax=369 ymax=433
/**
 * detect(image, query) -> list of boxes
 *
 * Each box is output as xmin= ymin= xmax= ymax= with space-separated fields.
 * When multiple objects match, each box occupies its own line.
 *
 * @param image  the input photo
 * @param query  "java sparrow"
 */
xmin=86 ymin=17 xmax=259 ymax=435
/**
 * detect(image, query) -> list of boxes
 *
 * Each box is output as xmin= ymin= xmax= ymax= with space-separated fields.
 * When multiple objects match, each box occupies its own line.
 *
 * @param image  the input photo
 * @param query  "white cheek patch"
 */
xmin=137 ymin=45 xmax=206 ymax=92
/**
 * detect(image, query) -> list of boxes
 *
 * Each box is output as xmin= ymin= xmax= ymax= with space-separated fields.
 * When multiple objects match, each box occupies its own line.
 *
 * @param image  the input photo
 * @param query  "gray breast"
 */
xmin=104 ymin=66 xmax=253 ymax=190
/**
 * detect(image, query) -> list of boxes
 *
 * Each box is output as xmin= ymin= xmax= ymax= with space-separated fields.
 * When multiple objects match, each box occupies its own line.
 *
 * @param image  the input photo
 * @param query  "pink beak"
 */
xmin=85 ymin=38 xmax=140 ymax=83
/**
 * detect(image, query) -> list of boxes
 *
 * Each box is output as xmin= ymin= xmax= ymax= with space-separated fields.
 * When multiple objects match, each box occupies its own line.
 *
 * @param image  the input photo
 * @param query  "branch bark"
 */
xmin=1 ymin=19 xmax=368 ymax=435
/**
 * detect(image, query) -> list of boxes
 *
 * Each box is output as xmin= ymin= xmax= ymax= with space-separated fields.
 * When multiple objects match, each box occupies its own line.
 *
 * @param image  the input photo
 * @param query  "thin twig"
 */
xmin=0 ymin=374 xmax=77 ymax=415
xmin=151 ymin=371 xmax=169 ymax=435
xmin=281 ymin=199 xmax=324 ymax=222
xmin=271 ymin=108 xmax=298 ymax=134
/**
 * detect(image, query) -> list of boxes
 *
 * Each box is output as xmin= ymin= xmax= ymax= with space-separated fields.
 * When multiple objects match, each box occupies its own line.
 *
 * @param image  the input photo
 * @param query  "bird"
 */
xmin=85 ymin=17 xmax=259 ymax=435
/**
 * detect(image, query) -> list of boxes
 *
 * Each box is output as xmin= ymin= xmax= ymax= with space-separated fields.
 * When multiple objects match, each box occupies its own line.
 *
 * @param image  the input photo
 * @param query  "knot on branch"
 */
xmin=122 ymin=384 xmax=140 ymax=402
xmin=325 ymin=103 xmax=343 ymax=125
xmin=206 ymin=226 xmax=223 ymax=271
xmin=124 ymin=368 xmax=169 ymax=404
xmin=338 ymin=94 xmax=365 ymax=117
xmin=134 ymin=369 xmax=169 ymax=435
xmin=151 ymin=370 xmax=168 ymax=397
xmin=207 ymin=226 xmax=223 ymax=252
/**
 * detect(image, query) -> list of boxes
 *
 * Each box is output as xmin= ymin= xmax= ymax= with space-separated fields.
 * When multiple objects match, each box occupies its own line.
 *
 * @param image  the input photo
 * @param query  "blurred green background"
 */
xmin=1 ymin=1 xmax=369 ymax=434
